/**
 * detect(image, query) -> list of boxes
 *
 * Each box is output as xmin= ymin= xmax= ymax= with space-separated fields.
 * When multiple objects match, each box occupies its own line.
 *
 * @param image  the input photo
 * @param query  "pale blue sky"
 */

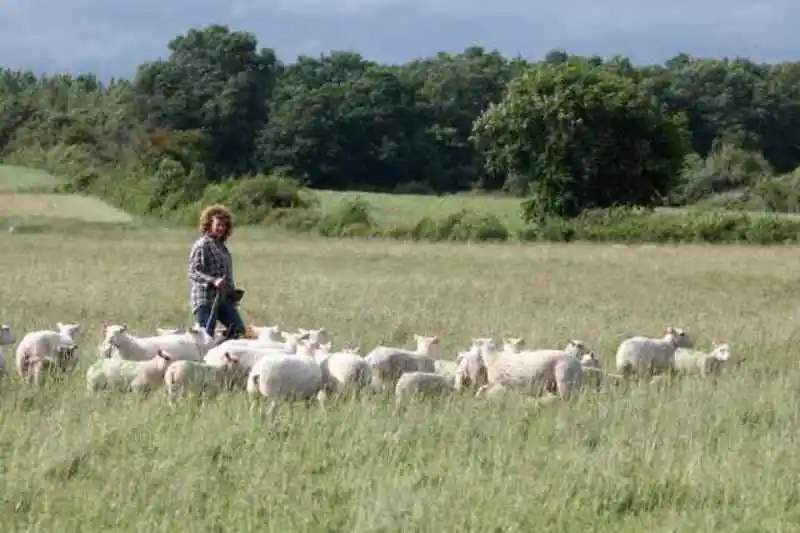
xmin=0 ymin=0 xmax=796 ymax=79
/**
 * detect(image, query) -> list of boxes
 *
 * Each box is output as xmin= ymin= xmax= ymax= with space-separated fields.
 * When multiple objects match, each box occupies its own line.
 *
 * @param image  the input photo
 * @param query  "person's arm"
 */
xmin=188 ymin=241 xmax=216 ymax=286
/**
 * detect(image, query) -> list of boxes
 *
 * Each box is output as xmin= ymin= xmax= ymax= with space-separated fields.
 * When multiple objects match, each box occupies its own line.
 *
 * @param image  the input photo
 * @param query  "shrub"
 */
xmin=316 ymin=198 xmax=375 ymax=237
xmin=193 ymin=173 xmax=315 ymax=225
xmin=517 ymin=207 xmax=800 ymax=244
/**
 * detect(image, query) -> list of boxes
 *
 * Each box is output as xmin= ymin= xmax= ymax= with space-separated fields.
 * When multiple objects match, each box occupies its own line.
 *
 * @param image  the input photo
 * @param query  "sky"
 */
xmin=0 ymin=0 xmax=797 ymax=79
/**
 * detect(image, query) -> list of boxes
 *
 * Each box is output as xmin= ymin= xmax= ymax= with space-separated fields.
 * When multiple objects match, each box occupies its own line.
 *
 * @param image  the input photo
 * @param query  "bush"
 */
xmin=315 ymin=198 xmax=376 ymax=237
xmin=517 ymin=207 xmax=800 ymax=244
xmin=191 ymin=173 xmax=315 ymax=225
xmin=670 ymin=142 xmax=774 ymax=205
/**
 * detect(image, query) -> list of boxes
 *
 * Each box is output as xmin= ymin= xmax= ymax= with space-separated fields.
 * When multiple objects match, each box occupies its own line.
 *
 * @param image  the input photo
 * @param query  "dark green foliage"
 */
xmin=4 ymin=24 xmax=800 ymax=245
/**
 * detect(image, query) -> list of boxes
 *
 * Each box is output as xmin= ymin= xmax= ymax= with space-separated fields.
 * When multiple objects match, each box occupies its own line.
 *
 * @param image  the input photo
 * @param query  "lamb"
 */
xmin=245 ymin=339 xmax=324 ymax=414
xmin=0 ymin=324 xmax=13 ymax=376
xmin=454 ymin=341 xmax=489 ymax=392
xmin=249 ymin=325 xmax=285 ymax=342
xmin=673 ymin=343 xmax=732 ymax=378
xmin=163 ymin=352 xmax=241 ymax=401
xmin=477 ymin=340 xmax=593 ymax=400
xmin=0 ymin=324 xmax=15 ymax=346
xmin=296 ymin=327 xmax=329 ymax=345
xmin=315 ymin=347 xmax=372 ymax=397
xmin=503 ymin=337 xmax=526 ymax=353
xmin=364 ymin=334 xmax=440 ymax=391
xmin=203 ymin=331 xmax=311 ymax=376
xmin=615 ymin=327 xmax=694 ymax=380
xmin=395 ymin=371 xmax=455 ymax=401
xmin=86 ymin=349 xmax=173 ymax=393
xmin=100 ymin=324 xmax=218 ymax=362
xmin=15 ymin=324 xmax=80 ymax=384
xmin=433 ymin=359 xmax=458 ymax=380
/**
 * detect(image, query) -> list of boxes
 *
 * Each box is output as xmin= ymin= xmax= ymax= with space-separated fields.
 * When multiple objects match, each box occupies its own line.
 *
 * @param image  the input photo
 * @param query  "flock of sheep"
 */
xmin=0 ymin=321 xmax=735 ymax=411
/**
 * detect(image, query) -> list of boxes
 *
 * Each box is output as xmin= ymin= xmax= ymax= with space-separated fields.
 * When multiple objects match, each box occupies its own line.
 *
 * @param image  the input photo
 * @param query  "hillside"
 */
xmin=0 ymin=165 xmax=135 ymax=228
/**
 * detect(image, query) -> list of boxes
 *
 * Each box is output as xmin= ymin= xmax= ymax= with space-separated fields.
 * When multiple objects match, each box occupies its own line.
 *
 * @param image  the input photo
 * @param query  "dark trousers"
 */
xmin=193 ymin=300 xmax=246 ymax=338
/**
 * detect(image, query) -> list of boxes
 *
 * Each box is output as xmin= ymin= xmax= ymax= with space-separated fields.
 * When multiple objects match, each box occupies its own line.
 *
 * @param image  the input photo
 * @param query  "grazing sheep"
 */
xmin=395 ymin=371 xmax=455 ymax=401
xmin=478 ymin=340 xmax=592 ymax=400
xmin=615 ymin=327 xmax=694 ymax=380
xmin=246 ymin=340 xmax=324 ymax=413
xmin=673 ymin=343 xmax=732 ymax=378
xmin=15 ymin=324 xmax=80 ymax=384
xmin=86 ymin=349 xmax=173 ymax=393
xmin=315 ymin=348 xmax=372 ymax=397
xmin=203 ymin=331 xmax=311 ymax=376
xmin=164 ymin=352 xmax=241 ymax=400
xmin=100 ymin=324 xmax=217 ymax=362
xmin=364 ymin=334 xmax=440 ymax=390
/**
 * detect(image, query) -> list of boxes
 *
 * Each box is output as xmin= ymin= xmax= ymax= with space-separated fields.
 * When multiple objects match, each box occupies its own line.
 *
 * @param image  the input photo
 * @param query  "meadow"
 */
xmin=2 ymin=223 xmax=800 ymax=532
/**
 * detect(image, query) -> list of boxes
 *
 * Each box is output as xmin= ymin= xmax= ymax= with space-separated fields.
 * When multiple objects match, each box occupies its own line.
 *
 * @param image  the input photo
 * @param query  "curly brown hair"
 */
xmin=198 ymin=204 xmax=234 ymax=240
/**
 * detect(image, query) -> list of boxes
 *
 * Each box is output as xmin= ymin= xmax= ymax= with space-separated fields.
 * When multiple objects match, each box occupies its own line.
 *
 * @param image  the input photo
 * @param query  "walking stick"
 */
xmin=205 ymin=290 xmax=224 ymax=337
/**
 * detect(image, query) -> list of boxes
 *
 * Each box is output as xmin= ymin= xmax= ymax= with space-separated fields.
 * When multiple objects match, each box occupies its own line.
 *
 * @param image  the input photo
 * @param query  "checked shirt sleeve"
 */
xmin=188 ymin=239 xmax=217 ymax=286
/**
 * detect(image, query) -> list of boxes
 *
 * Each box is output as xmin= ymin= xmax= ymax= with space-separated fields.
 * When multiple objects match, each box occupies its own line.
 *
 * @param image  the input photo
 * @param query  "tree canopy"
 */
xmin=2 ymin=24 xmax=800 ymax=221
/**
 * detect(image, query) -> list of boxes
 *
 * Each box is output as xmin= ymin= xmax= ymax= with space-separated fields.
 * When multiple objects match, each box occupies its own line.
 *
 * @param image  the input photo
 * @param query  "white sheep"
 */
xmin=477 ymin=340 xmax=592 ymax=400
xmin=503 ymin=337 xmax=526 ymax=353
xmin=364 ymin=334 xmax=440 ymax=390
xmin=164 ymin=353 xmax=241 ymax=400
xmin=615 ymin=327 xmax=694 ymax=380
xmin=249 ymin=325 xmax=285 ymax=342
xmin=395 ymin=371 xmax=455 ymax=401
xmin=433 ymin=359 xmax=458 ymax=381
xmin=454 ymin=343 xmax=489 ymax=392
xmin=246 ymin=340 xmax=324 ymax=414
xmin=203 ymin=331 xmax=311 ymax=376
xmin=86 ymin=349 xmax=173 ymax=393
xmin=673 ymin=343 xmax=732 ymax=378
xmin=100 ymin=324 xmax=218 ymax=362
xmin=296 ymin=327 xmax=329 ymax=345
xmin=15 ymin=324 xmax=80 ymax=384
xmin=315 ymin=347 xmax=371 ymax=397
xmin=155 ymin=327 xmax=181 ymax=336
xmin=0 ymin=324 xmax=15 ymax=346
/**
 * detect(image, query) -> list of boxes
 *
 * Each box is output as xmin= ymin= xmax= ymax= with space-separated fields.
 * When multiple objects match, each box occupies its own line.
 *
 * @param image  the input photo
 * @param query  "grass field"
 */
xmin=315 ymin=189 xmax=526 ymax=231
xmin=0 ymin=165 xmax=60 ymax=192
xmin=0 ymin=192 xmax=135 ymax=224
xmin=0 ymin=165 xmax=136 ymax=230
xmin=2 ymin=229 xmax=800 ymax=531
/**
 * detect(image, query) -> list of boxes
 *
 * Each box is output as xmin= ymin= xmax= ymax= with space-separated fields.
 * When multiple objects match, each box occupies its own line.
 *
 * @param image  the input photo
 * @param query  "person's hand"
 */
xmin=213 ymin=278 xmax=227 ymax=291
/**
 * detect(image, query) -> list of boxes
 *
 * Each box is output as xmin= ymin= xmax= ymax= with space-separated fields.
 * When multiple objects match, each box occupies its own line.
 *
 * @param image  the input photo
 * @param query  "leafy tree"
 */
xmin=472 ymin=58 xmax=689 ymax=222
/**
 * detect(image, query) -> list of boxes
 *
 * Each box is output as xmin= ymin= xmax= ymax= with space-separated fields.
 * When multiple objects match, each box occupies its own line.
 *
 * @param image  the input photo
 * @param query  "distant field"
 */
xmin=0 ymin=192 xmax=134 ymax=224
xmin=314 ymin=189 xmax=525 ymax=231
xmin=0 ymin=164 xmax=61 ymax=191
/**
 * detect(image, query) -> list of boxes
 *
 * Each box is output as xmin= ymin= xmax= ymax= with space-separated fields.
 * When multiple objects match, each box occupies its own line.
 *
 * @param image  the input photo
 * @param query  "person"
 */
xmin=188 ymin=204 xmax=246 ymax=339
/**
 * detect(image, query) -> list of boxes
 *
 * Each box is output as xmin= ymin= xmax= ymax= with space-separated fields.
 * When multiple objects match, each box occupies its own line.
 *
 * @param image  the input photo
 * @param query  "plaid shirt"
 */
xmin=188 ymin=235 xmax=235 ymax=311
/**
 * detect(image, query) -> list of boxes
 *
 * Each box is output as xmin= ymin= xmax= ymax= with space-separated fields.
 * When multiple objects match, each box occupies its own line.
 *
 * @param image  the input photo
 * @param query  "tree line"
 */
xmin=2 ymin=24 xmax=800 ymax=225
